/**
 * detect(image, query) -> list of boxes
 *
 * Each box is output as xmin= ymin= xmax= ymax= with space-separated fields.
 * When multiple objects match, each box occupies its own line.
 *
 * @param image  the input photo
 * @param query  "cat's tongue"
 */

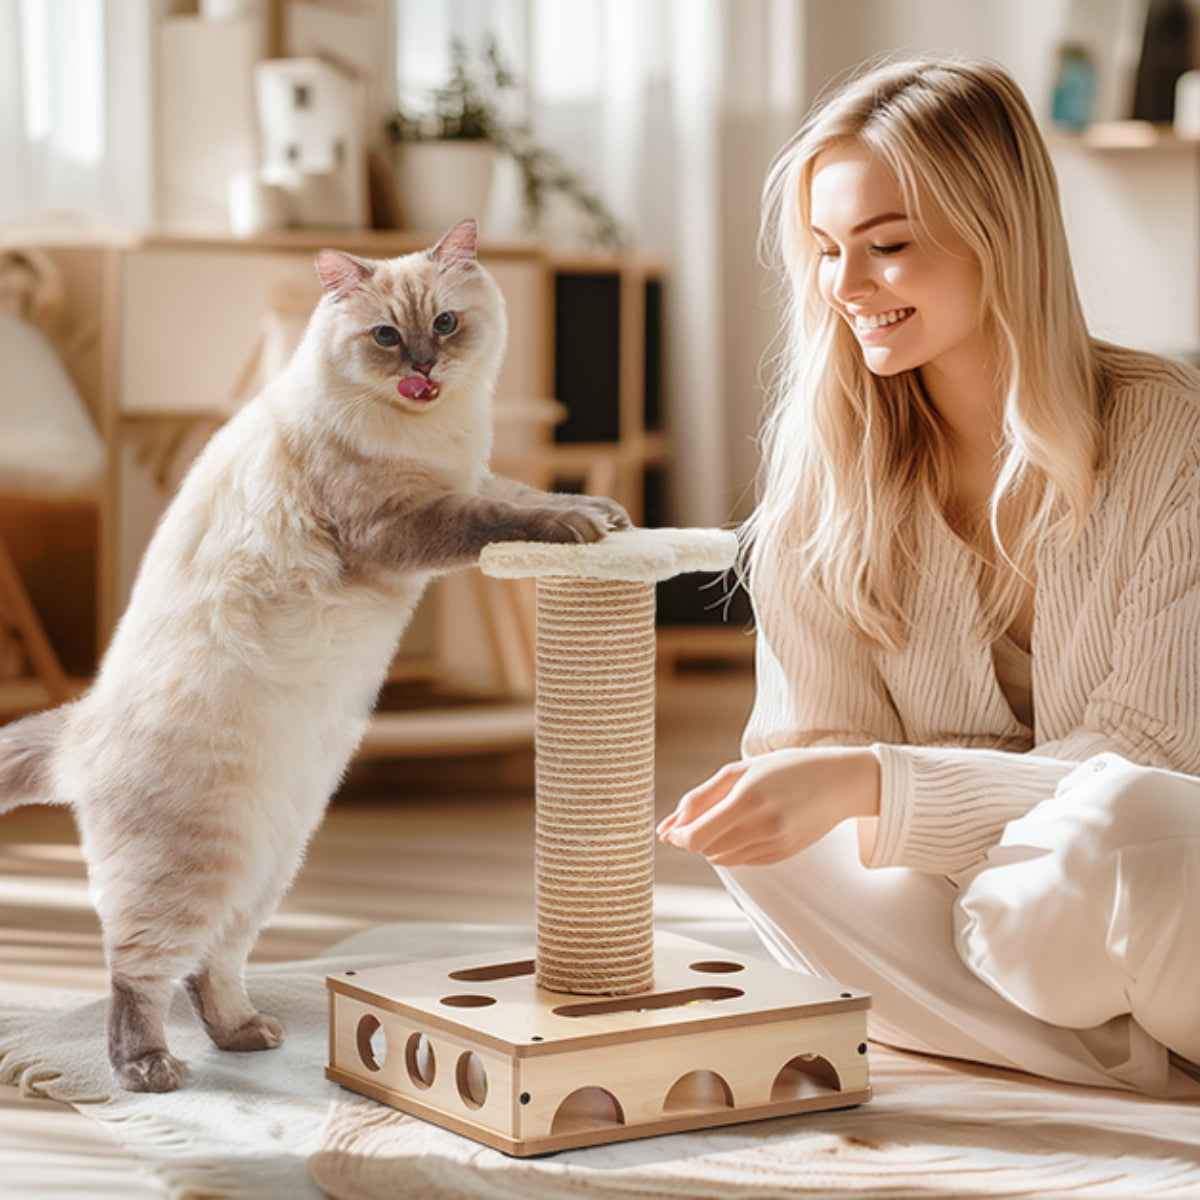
xmin=398 ymin=376 xmax=440 ymax=402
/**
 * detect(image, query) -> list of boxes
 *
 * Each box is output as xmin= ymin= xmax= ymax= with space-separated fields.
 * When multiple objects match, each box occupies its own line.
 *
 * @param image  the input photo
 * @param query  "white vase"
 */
xmin=396 ymin=141 xmax=497 ymax=237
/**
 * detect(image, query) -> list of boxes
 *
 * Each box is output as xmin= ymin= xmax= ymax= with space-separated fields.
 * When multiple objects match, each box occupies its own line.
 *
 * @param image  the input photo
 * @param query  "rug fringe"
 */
xmin=0 ymin=1035 xmax=105 ymax=1105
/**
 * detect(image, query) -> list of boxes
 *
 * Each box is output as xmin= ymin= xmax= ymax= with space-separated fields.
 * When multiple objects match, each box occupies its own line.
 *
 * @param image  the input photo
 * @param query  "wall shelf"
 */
xmin=1052 ymin=120 xmax=1200 ymax=152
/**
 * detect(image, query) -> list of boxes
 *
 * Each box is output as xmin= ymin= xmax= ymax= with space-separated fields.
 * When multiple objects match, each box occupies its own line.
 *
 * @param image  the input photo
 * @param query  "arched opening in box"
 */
xmin=662 ymin=1069 xmax=734 ymax=1114
xmin=771 ymin=1053 xmax=841 ymax=1101
xmin=550 ymin=1086 xmax=625 ymax=1136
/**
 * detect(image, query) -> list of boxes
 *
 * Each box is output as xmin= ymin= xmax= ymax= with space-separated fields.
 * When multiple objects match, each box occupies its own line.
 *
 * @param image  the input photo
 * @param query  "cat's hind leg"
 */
xmin=184 ymin=961 xmax=284 ymax=1052
xmin=108 ymin=972 xmax=188 ymax=1093
xmin=105 ymin=911 xmax=220 ymax=1091
xmin=184 ymin=917 xmax=284 ymax=1054
xmin=107 ymin=894 xmax=284 ymax=1086
xmin=184 ymin=866 xmax=300 ymax=1053
xmin=90 ymin=814 xmax=251 ymax=1091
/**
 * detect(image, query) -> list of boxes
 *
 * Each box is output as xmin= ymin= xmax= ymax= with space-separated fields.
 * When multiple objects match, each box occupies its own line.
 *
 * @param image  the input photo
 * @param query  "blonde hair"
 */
xmin=748 ymin=54 xmax=1111 ymax=648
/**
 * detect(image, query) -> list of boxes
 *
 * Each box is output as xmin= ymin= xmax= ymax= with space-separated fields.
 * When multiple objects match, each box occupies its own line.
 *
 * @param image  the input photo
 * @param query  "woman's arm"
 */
xmin=659 ymin=558 xmax=900 ymax=867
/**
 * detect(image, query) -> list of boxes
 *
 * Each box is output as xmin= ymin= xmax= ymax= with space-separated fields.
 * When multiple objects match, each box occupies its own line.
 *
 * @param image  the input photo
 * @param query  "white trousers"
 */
xmin=719 ymin=753 xmax=1200 ymax=1096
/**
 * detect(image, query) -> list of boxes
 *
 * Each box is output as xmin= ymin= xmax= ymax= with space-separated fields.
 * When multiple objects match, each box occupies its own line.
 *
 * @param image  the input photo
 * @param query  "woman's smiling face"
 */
xmin=809 ymin=141 xmax=987 ymax=387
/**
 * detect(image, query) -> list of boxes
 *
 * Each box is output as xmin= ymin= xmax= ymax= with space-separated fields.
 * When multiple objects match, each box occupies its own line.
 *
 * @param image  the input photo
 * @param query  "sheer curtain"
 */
xmin=395 ymin=0 xmax=806 ymax=525
xmin=0 ymin=0 xmax=154 ymax=232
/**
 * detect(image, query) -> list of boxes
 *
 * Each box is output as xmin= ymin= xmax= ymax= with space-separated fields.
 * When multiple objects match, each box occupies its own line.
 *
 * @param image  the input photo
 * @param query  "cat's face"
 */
xmin=314 ymin=221 xmax=506 ymax=415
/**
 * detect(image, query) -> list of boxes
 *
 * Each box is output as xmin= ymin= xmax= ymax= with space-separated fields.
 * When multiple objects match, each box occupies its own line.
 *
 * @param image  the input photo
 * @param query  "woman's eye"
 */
xmin=373 ymin=325 xmax=401 ymax=347
xmin=816 ymin=245 xmax=839 ymax=260
xmin=433 ymin=311 xmax=459 ymax=336
xmin=872 ymin=243 xmax=908 ymax=256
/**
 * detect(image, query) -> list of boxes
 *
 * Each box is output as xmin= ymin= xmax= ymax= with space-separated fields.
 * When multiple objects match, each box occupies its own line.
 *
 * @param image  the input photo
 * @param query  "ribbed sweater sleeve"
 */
xmin=870 ymin=744 xmax=1078 ymax=871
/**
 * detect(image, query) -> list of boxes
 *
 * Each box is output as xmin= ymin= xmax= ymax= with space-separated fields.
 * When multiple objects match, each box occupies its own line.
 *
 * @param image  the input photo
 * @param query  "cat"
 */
xmin=0 ymin=218 xmax=628 ymax=1092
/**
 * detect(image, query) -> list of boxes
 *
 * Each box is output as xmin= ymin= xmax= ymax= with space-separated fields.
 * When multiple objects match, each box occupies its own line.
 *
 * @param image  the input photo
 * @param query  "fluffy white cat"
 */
xmin=0 ymin=219 xmax=626 ymax=1091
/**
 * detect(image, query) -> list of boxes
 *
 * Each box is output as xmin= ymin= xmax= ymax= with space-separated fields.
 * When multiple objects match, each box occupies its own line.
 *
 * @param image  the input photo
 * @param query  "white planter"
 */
xmin=396 ymin=141 xmax=497 ymax=236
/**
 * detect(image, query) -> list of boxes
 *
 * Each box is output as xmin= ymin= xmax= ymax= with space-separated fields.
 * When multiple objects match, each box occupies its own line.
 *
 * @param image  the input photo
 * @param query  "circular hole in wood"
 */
xmin=456 ymin=1052 xmax=489 ymax=1109
xmin=688 ymin=960 xmax=746 ymax=974
xmin=440 ymin=994 xmax=497 ymax=1008
xmin=355 ymin=1014 xmax=387 ymax=1072
xmin=404 ymin=1032 xmax=436 ymax=1088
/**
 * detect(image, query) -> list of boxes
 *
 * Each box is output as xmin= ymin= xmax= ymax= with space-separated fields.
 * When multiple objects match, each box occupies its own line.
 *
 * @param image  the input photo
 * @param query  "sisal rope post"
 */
xmin=534 ymin=576 xmax=657 ymax=994
xmin=480 ymin=528 xmax=739 ymax=998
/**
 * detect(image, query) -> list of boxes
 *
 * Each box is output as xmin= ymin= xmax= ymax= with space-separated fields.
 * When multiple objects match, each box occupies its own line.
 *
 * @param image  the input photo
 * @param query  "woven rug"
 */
xmin=3 ymin=921 xmax=1200 ymax=1199
xmin=0 ymin=922 xmax=535 ymax=1199
xmin=312 ymin=1041 xmax=1200 ymax=1200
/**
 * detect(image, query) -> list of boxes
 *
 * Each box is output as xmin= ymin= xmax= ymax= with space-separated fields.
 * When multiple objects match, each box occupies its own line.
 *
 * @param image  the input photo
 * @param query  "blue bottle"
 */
xmin=1052 ymin=45 xmax=1096 ymax=131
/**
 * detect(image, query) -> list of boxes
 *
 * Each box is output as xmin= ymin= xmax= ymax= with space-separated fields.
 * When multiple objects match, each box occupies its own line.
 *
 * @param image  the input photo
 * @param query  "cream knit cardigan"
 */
xmin=743 ymin=376 xmax=1200 ymax=876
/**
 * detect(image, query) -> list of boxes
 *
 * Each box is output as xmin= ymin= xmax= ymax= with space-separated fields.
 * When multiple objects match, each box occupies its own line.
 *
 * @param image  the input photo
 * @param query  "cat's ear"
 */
xmin=315 ymin=250 xmax=375 ymax=299
xmin=429 ymin=219 xmax=478 ymax=268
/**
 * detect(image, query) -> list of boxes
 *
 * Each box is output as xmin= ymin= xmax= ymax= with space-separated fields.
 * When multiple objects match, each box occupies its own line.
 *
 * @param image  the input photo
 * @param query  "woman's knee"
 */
xmin=953 ymin=840 xmax=1125 ymax=1029
xmin=1047 ymin=754 xmax=1200 ymax=849
xmin=952 ymin=754 xmax=1200 ymax=1029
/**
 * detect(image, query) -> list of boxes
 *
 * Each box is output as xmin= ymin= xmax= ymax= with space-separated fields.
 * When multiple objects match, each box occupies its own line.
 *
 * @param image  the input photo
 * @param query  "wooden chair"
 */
xmin=0 ymin=248 xmax=105 ymax=709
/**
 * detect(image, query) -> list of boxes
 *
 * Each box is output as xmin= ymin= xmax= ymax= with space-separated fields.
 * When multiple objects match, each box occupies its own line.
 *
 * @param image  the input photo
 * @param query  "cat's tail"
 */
xmin=0 ymin=707 xmax=68 ymax=814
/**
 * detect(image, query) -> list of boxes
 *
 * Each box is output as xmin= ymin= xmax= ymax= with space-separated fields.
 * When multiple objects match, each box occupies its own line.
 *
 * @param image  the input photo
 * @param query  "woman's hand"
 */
xmin=657 ymin=747 xmax=881 ymax=867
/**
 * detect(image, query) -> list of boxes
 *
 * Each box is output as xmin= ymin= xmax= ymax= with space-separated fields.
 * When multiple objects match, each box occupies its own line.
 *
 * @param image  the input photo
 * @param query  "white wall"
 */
xmin=798 ymin=0 xmax=1074 ymax=108
xmin=1054 ymin=140 xmax=1200 ymax=356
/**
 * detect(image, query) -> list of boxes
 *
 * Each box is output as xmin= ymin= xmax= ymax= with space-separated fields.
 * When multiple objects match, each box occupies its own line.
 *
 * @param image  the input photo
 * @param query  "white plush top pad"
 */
xmin=479 ymin=526 xmax=738 ymax=581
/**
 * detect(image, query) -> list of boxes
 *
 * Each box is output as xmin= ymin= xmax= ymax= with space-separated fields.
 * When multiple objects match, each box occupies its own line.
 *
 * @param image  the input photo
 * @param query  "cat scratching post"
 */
xmin=326 ymin=529 xmax=871 ymax=1156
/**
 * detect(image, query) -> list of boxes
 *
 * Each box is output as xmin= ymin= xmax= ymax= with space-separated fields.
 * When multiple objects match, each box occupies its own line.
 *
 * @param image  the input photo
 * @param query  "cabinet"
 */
xmin=0 ymin=232 xmax=666 ymax=717
xmin=546 ymin=259 xmax=670 ymax=523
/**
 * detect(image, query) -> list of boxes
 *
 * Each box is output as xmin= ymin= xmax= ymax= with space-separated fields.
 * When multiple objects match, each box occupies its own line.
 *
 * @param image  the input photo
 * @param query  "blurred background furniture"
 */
xmin=0 ymin=232 xmax=677 ymax=735
xmin=0 ymin=248 xmax=105 ymax=712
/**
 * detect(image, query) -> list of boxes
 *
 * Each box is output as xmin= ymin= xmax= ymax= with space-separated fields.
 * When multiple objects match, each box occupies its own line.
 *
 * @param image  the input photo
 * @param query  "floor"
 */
xmin=0 ymin=666 xmax=756 ymax=1196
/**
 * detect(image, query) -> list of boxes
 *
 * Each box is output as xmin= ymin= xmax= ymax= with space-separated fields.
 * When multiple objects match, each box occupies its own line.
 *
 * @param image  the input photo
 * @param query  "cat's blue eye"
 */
xmin=373 ymin=325 xmax=401 ymax=347
xmin=433 ymin=311 xmax=458 ymax=336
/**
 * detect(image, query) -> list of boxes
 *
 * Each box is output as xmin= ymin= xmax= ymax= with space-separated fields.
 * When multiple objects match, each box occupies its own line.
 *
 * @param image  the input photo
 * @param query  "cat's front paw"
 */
xmin=571 ymin=495 xmax=631 ymax=531
xmin=515 ymin=507 xmax=610 ymax=544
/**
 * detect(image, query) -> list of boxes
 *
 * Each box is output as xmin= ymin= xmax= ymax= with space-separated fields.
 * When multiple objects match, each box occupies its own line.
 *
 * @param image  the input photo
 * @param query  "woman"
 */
xmin=659 ymin=54 xmax=1200 ymax=1095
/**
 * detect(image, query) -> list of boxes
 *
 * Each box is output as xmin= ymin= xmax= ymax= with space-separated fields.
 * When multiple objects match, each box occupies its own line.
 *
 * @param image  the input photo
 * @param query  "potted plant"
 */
xmin=384 ymin=39 xmax=627 ymax=249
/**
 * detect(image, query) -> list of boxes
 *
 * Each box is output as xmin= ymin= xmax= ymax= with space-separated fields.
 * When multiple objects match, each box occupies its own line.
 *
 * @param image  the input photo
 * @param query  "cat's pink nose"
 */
xmin=413 ymin=360 xmax=434 ymax=376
